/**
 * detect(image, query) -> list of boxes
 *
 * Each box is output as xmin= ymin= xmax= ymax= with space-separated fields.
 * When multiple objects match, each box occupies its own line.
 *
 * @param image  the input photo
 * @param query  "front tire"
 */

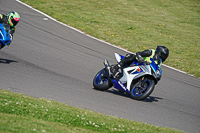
xmin=130 ymin=76 xmax=155 ymax=100
xmin=93 ymin=68 xmax=113 ymax=91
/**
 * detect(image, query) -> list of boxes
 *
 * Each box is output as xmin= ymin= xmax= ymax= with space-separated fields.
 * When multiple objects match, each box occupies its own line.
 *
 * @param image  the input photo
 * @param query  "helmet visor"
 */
xmin=11 ymin=18 xmax=19 ymax=26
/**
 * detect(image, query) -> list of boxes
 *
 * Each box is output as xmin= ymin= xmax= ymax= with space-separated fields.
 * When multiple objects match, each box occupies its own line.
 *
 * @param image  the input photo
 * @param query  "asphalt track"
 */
xmin=1 ymin=0 xmax=200 ymax=133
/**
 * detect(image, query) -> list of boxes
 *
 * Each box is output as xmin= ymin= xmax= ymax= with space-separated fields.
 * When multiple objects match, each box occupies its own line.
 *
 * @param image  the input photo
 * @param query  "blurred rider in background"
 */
xmin=0 ymin=11 xmax=20 ymax=49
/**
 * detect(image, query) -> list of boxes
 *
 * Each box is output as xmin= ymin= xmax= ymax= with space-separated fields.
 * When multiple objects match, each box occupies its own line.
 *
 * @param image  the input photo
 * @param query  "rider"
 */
xmin=107 ymin=45 xmax=169 ymax=78
xmin=0 ymin=11 xmax=20 ymax=49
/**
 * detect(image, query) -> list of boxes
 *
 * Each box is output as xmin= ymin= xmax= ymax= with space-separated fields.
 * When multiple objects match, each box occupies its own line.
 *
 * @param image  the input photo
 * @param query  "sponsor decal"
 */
xmin=118 ymin=81 xmax=127 ymax=91
xmin=137 ymin=68 xmax=141 ymax=72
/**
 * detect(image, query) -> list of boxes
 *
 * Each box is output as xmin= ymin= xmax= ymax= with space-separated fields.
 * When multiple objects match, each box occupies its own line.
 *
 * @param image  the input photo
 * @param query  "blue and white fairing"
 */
xmin=112 ymin=53 xmax=162 ymax=94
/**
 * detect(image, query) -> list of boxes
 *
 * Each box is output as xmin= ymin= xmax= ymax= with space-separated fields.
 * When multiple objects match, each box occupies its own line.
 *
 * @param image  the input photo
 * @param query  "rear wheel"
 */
xmin=130 ymin=76 xmax=155 ymax=100
xmin=93 ymin=68 xmax=113 ymax=91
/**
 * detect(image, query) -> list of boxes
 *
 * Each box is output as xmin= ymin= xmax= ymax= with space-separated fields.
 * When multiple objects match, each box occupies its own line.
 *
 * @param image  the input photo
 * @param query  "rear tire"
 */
xmin=130 ymin=76 xmax=155 ymax=100
xmin=93 ymin=68 xmax=113 ymax=91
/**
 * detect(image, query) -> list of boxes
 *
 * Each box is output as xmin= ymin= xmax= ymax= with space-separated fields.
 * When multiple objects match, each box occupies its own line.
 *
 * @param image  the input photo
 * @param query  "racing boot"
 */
xmin=110 ymin=64 xmax=121 ymax=78
xmin=103 ymin=60 xmax=121 ymax=78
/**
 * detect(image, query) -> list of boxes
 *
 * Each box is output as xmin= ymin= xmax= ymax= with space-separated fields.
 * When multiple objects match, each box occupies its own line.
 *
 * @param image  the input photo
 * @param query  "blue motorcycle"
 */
xmin=0 ymin=23 xmax=11 ymax=49
xmin=93 ymin=53 xmax=162 ymax=100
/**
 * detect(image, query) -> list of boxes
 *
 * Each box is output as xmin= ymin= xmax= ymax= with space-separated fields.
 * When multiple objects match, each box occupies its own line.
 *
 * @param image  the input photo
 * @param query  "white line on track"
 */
xmin=16 ymin=0 xmax=199 ymax=79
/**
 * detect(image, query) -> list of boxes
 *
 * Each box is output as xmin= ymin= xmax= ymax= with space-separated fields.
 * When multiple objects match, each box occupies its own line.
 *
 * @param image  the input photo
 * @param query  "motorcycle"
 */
xmin=0 ymin=23 xmax=11 ymax=49
xmin=93 ymin=53 xmax=162 ymax=100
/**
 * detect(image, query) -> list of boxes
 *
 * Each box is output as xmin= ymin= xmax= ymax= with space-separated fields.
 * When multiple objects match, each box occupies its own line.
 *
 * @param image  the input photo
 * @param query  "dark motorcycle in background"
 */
xmin=0 ymin=23 xmax=11 ymax=49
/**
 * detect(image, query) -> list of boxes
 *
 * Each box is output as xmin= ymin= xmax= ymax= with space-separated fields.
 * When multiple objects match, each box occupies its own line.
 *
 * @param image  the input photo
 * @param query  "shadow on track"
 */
xmin=93 ymin=88 xmax=163 ymax=102
xmin=142 ymin=96 xmax=163 ymax=102
xmin=0 ymin=58 xmax=17 ymax=64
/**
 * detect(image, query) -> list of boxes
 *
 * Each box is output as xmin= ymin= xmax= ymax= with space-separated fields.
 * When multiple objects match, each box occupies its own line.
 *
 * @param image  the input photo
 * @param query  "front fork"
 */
xmin=136 ymin=77 xmax=148 ymax=93
xmin=103 ymin=60 xmax=111 ymax=75
xmin=140 ymin=77 xmax=147 ymax=87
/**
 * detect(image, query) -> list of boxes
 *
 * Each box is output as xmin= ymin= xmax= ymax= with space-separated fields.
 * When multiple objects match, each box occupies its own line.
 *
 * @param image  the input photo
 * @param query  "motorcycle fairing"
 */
xmin=112 ymin=79 xmax=130 ymax=93
xmin=112 ymin=53 xmax=160 ymax=93
xmin=120 ymin=65 xmax=152 ymax=91
xmin=150 ymin=58 xmax=162 ymax=81
xmin=112 ymin=65 xmax=152 ymax=94
xmin=114 ymin=53 xmax=124 ymax=63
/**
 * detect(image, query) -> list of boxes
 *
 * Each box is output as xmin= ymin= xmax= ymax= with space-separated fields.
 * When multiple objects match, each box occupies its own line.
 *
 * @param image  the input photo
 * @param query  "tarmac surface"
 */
xmin=0 ymin=1 xmax=200 ymax=132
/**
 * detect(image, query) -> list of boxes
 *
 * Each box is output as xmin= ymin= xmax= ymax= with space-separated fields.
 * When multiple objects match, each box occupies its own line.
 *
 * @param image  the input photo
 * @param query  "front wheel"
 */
xmin=130 ymin=76 xmax=155 ymax=100
xmin=93 ymin=68 xmax=113 ymax=91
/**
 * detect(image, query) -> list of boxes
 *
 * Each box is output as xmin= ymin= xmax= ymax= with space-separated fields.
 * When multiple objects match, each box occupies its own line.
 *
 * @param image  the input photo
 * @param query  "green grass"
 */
xmin=20 ymin=0 xmax=200 ymax=77
xmin=0 ymin=89 xmax=183 ymax=133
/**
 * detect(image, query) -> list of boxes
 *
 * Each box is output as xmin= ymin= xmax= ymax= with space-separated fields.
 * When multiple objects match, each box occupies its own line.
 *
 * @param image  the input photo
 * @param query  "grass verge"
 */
xmin=0 ymin=89 xmax=183 ymax=133
xmin=19 ymin=0 xmax=200 ymax=77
